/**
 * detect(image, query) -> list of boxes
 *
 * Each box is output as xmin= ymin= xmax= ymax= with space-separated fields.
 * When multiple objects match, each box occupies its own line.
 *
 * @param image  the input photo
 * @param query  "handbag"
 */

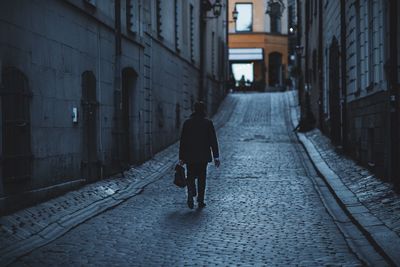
xmin=174 ymin=164 xmax=187 ymax=188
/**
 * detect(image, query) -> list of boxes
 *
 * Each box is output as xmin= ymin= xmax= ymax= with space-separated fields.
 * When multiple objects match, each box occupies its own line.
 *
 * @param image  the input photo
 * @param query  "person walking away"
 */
xmin=179 ymin=102 xmax=220 ymax=209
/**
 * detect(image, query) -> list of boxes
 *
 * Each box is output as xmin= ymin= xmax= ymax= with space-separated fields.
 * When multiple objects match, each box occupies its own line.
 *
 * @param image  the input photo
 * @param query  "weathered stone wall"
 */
xmin=347 ymin=91 xmax=390 ymax=179
xmin=0 ymin=0 xmax=227 ymax=211
xmin=345 ymin=0 xmax=390 ymax=179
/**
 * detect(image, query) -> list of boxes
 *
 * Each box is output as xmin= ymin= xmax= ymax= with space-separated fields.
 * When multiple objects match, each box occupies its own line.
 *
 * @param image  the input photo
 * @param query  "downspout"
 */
xmin=388 ymin=0 xmax=399 ymax=186
xmin=318 ymin=0 xmax=323 ymax=131
xmin=296 ymin=0 xmax=303 ymax=107
xmin=199 ymin=2 xmax=206 ymax=101
xmin=304 ymin=1 xmax=309 ymax=90
xmin=340 ymin=0 xmax=347 ymax=149
xmin=225 ymin=0 xmax=229 ymax=96
xmin=97 ymin=25 xmax=103 ymax=178
xmin=114 ymin=0 xmax=122 ymax=169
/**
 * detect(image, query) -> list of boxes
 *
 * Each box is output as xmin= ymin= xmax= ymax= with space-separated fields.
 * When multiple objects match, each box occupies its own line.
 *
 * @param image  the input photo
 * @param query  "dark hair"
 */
xmin=194 ymin=101 xmax=206 ymax=114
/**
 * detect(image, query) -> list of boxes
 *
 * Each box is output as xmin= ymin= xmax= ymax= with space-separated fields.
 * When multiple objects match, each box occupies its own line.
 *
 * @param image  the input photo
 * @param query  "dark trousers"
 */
xmin=186 ymin=162 xmax=208 ymax=202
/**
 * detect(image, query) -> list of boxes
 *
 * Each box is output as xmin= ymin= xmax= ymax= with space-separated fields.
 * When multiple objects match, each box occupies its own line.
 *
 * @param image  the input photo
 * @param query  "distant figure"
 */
xmin=238 ymin=75 xmax=246 ymax=91
xmin=179 ymin=101 xmax=220 ymax=209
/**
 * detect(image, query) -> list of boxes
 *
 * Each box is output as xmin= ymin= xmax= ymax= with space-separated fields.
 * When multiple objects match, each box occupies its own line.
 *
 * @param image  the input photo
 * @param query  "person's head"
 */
xmin=194 ymin=101 xmax=206 ymax=115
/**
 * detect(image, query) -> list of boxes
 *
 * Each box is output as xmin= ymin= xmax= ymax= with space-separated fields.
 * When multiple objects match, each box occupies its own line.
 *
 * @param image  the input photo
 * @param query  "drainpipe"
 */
xmin=340 ymin=0 xmax=347 ymax=149
xmin=114 ymin=0 xmax=122 ymax=170
xmin=0 ymin=60 xmax=3 ymax=197
xmin=318 ymin=0 xmax=323 ymax=131
xmin=388 ymin=0 xmax=399 ymax=187
xmin=296 ymin=0 xmax=303 ymax=107
xmin=225 ymin=0 xmax=229 ymax=96
xmin=199 ymin=1 xmax=207 ymax=102
xmin=97 ymin=25 xmax=104 ymax=178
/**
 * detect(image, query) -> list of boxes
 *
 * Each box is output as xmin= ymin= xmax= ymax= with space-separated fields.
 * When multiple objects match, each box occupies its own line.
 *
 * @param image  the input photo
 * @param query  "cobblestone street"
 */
xmin=13 ymin=93 xmax=364 ymax=266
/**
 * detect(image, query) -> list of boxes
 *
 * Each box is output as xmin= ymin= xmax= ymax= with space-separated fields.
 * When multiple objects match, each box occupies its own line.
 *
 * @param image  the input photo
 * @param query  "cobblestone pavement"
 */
xmin=13 ymin=93 xmax=362 ymax=266
xmin=304 ymin=130 xmax=400 ymax=238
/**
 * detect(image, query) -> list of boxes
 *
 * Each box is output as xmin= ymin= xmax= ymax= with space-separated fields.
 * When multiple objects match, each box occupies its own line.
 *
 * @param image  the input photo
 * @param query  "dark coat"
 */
xmin=179 ymin=112 xmax=219 ymax=163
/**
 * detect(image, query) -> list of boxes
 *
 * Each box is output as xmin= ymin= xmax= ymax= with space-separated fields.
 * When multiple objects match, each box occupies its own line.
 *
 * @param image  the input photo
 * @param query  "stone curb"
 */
xmin=0 ymin=94 xmax=237 ymax=266
xmin=287 ymin=92 xmax=400 ymax=266
xmin=0 ymin=154 xmax=177 ymax=267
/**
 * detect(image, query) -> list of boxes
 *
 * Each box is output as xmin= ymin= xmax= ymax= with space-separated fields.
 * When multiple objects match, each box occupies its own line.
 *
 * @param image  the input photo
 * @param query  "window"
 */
xmin=182 ymin=0 xmax=188 ymax=45
xmin=190 ymin=4 xmax=194 ymax=61
xmin=270 ymin=15 xmax=281 ymax=33
xmin=367 ymin=0 xmax=374 ymax=88
xmin=288 ymin=6 xmax=294 ymax=28
xmin=235 ymin=3 xmax=252 ymax=32
xmin=175 ymin=0 xmax=180 ymax=51
xmin=270 ymin=2 xmax=282 ymax=33
xmin=355 ymin=0 xmax=361 ymax=94
xmin=232 ymin=63 xmax=254 ymax=84
xmin=126 ymin=0 xmax=139 ymax=33
xmin=156 ymin=0 xmax=162 ymax=37
xmin=314 ymin=0 xmax=317 ymax=17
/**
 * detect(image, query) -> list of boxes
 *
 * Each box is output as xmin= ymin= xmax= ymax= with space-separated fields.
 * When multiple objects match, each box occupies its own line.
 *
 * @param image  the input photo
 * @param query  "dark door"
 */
xmin=1 ymin=67 xmax=32 ymax=192
xmin=329 ymin=38 xmax=341 ymax=145
xmin=81 ymin=71 xmax=98 ymax=181
xmin=121 ymin=73 xmax=130 ymax=165
xmin=269 ymin=52 xmax=282 ymax=87
xmin=121 ymin=68 xmax=137 ymax=166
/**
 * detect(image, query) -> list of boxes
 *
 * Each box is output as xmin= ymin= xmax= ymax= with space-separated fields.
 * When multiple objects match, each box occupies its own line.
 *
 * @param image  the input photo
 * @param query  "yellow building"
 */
xmin=228 ymin=0 xmax=289 ymax=91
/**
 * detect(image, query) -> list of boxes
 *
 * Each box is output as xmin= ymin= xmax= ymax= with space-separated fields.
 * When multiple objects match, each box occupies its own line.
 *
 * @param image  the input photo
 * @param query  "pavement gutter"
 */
xmin=287 ymin=91 xmax=400 ymax=266
xmin=0 ymin=95 xmax=237 ymax=267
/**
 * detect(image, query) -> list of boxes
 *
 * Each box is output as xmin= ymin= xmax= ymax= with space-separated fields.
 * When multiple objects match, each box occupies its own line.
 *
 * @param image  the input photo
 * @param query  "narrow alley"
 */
xmin=9 ymin=93 xmax=383 ymax=266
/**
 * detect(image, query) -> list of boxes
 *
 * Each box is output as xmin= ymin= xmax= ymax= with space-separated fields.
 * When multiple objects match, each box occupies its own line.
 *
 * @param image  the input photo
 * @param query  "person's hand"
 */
xmin=214 ymin=159 xmax=220 ymax=168
xmin=179 ymin=160 xmax=185 ymax=166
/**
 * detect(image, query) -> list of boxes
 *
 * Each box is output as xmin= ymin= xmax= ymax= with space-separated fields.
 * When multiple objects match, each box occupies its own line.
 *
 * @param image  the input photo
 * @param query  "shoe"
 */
xmin=198 ymin=202 xmax=206 ymax=208
xmin=187 ymin=197 xmax=194 ymax=209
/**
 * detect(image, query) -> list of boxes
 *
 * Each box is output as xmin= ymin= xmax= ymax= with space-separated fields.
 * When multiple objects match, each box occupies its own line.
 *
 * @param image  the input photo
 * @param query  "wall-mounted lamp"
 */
xmin=295 ymin=45 xmax=304 ymax=56
xmin=203 ymin=0 xmax=223 ymax=19
xmin=232 ymin=6 xmax=238 ymax=22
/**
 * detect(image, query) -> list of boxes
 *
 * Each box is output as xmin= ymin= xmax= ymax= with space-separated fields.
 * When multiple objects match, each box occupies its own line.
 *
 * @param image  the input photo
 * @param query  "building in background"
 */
xmin=0 ymin=0 xmax=228 ymax=213
xmin=297 ymin=0 xmax=400 ymax=188
xmin=228 ymin=0 xmax=289 ymax=91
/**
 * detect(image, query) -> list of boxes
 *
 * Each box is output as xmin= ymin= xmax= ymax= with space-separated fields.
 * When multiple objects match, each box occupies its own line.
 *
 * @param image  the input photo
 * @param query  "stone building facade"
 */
xmin=0 ymin=0 xmax=228 ymax=213
xmin=297 ymin=0 xmax=400 ymax=187
xmin=228 ymin=0 xmax=288 ymax=91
